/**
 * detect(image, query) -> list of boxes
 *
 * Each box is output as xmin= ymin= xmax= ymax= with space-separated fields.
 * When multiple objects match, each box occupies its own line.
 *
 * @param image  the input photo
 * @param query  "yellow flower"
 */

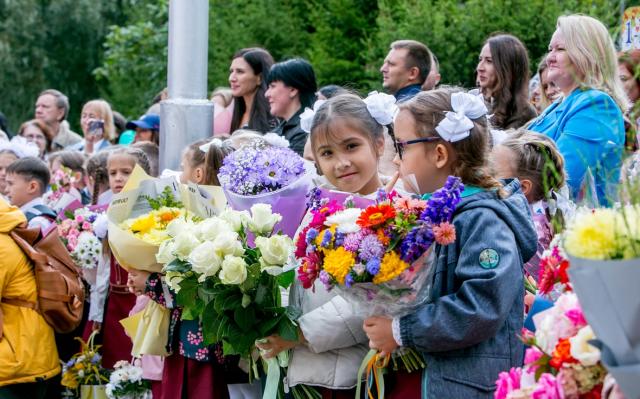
xmin=143 ymin=229 xmax=171 ymax=245
xmin=564 ymin=209 xmax=618 ymax=260
xmin=61 ymin=371 xmax=79 ymax=389
xmin=323 ymin=247 xmax=355 ymax=284
xmin=374 ymin=251 xmax=409 ymax=284
xmin=129 ymin=213 xmax=157 ymax=235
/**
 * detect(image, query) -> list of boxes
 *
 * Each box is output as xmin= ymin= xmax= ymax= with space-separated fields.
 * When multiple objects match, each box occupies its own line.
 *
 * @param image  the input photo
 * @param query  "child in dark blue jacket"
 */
xmin=364 ymin=88 xmax=537 ymax=398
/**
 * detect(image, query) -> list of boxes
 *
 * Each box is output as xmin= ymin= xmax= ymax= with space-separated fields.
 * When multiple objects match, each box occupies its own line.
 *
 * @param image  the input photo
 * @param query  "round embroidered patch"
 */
xmin=479 ymin=248 xmax=500 ymax=269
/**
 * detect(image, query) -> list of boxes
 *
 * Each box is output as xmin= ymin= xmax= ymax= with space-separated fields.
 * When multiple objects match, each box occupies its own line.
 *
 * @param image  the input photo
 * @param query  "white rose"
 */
xmin=188 ymin=241 xmax=222 ymax=277
xmin=569 ymin=326 xmax=601 ymax=366
xmin=166 ymin=217 xmax=196 ymax=238
xmin=165 ymin=271 xmax=184 ymax=293
xmin=196 ymin=217 xmax=232 ymax=242
xmin=248 ymin=204 xmax=282 ymax=235
xmin=156 ymin=239 xmax=176 ymax=264
xmin=325 ymin=208 xmax=362 ymax=234
xmin=172 ymin=231 xmax=201 ymax=261
xmin=219 ymin=255 xmax=248 ymax=285
xmin=255 ymin=235 xmax=294 ymax=274
xmin=212 ymin=231 xmax=244 ymax=257
xmin=219 ymin=209 xmax=250 ymax=232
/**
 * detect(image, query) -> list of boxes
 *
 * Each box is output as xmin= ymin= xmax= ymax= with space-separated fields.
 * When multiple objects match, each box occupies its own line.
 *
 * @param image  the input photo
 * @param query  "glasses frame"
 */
xmin=393 ymin=137 xmax=441 ymax=160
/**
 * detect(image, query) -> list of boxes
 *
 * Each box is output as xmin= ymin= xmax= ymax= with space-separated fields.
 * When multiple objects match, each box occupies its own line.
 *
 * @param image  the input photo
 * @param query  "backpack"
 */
xmin=8 ymin=225 xmax=85 ymax=333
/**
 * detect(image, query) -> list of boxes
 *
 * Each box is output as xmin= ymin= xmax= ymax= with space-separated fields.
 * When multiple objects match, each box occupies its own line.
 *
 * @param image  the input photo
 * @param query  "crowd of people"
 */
xmin=0 ymin=12 xmax=638 ymax=399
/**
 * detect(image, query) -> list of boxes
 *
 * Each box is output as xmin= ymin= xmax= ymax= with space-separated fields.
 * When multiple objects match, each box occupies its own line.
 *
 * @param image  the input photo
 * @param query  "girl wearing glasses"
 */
xmin=363 ymin=87 xmax=538 ymax=399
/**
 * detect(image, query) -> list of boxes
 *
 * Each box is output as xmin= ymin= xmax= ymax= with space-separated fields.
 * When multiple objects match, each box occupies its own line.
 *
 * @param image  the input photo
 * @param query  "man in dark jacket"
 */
xmin=380 ymin=40 xmax=432 ymax=103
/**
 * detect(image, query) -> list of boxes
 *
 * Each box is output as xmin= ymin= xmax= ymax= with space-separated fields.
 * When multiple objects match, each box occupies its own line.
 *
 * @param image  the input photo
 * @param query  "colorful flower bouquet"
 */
xmin=536 ymin=239 xmax=572 ymax=300
xmin=61 ymin=331 xmax=110 ymax=398
xmin=107 ymin=165 xmax=217 ymax=273
xmin=562 ymin=205 xmax=640 ymax=398
xmin=218 ymin=138 xmax=313 ymax=239
xmin=158 ymin=204 xmax=297 ymax=362
xmin=58 ymin=207 xmax=104 ymax=270
xmin=296 ymin=177 xmax=464 ymax=398
xmin=495 ymin=292 xmax=607 ymax=399
xmin=105 ymin=360 xmax=151 ymax=399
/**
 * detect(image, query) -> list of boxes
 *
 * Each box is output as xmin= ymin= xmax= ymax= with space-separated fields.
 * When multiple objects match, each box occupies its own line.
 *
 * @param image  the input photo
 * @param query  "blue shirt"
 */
xmin=528 ymin=88 xmax=624 ymax=205
xmin=395 ymin=84 xmax=422 ymax=103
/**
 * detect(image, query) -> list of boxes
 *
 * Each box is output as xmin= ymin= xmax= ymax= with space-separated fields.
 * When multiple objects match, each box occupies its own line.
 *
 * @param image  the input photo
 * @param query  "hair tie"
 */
xmin=363 ymin=91 xmax=398 ymax=126
xmin=199 ymin=138 xmax=224 ymax=153
xmin=435 ymin=92 xmax=488 ymax=142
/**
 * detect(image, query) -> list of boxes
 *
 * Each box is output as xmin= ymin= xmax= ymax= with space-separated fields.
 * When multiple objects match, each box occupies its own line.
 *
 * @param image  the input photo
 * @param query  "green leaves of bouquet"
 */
xmin=157 ymin=203 xmax=298 ymax=358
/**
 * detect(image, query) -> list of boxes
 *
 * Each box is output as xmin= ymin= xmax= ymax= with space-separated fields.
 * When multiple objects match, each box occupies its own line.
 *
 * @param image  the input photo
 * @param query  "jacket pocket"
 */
xmin=433 ymin=355 xmax=511 ymax=397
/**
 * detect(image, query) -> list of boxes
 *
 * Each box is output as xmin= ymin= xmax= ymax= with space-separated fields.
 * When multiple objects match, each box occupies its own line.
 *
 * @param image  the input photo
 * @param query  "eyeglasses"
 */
xmin=394 ymin=137 xmax=441 ymax=160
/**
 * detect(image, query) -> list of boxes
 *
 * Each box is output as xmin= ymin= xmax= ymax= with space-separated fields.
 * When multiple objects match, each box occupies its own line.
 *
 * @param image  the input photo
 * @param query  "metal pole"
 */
xmin=160 ymin=0 xmax=213 ymax=171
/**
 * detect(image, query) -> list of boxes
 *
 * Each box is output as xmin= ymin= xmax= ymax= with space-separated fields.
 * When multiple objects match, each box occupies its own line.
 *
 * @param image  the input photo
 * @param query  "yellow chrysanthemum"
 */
xmin=374 ymin=251 xmax=409 ymax=284
xmin=143 ymin=229 xmax=171 ymax=245
xmin=61 ymin=372 xmax=79 ymax=389
xmin=323 ymin=247 xmax=355 ymax=284
xmin=564 ymin=209 xmax=618 ymax=260
xmin=129 ymin=213 xmax=157 ymax=235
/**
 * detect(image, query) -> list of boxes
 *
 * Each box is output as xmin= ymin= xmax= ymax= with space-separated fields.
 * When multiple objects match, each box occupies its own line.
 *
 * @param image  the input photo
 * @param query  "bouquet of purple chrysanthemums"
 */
xmin=218 ymin=139 xmax=313 ymax=238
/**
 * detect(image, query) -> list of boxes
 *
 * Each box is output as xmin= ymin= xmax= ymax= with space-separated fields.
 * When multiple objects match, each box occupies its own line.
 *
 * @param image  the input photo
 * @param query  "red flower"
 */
xmin=295 ymin=226 xmax=310 ymax=258
xmin=297 ymin=253 xmax=321 ymax=289
xmin=549 ymin=338 xmax=578 ymax=369
xmin=538 ymin=246 xmax=572 ymax=295
xmin=357 ymin=204 xmax=396 ymax=229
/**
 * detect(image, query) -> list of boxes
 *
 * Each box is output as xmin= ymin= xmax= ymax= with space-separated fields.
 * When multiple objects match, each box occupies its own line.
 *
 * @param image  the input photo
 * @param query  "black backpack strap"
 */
xmin=25 ymin=204 xmax=57 ymax=222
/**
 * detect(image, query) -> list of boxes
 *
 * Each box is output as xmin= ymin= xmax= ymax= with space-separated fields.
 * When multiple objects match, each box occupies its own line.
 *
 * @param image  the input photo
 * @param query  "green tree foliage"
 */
xmin=0 ymin=0 xmax=127 ymax=132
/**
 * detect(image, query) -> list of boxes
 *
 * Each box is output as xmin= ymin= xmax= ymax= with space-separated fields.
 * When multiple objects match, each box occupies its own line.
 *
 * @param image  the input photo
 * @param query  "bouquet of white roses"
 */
xmin=105 ymin=360 xmax=151 ymax=399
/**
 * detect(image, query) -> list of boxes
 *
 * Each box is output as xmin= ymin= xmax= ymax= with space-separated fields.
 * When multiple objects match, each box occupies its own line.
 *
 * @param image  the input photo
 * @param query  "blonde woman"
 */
xmin=528 ymin=15 xmax=628 ymax=205
xmin=72 ymin=99 xmax=116 ymax=154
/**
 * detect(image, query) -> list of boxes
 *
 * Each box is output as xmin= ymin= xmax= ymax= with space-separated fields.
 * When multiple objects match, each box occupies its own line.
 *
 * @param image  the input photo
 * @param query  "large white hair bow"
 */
xmin=435 ymin=92 xmax=488 ymax=142
xmin=300 ymin=99 xmax=327 ymax=134
xmin=199 ymin=138 xmax=224 ymax=153
xmin=0 ymin=136 xmax=40 ymax=158
xmin=363 ymin=91 xmax=398 ymax=126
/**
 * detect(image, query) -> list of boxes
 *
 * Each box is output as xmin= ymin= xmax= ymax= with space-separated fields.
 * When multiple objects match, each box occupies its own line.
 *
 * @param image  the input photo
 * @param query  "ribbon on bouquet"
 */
xmin=262 ymin=350 xmax=289 ymax=399
xmin=356 ymin=349 xmax=390 ymax=399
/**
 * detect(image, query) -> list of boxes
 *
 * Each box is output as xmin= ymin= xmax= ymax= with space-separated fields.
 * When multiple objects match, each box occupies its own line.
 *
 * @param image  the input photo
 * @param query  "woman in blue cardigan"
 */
xmin=528 ymin=15 xmax=628 ymax=205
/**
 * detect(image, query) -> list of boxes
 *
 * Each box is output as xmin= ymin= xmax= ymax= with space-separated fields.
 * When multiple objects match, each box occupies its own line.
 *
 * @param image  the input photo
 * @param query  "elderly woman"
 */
xmin=528 ymin=15 xmax=627 ymax=205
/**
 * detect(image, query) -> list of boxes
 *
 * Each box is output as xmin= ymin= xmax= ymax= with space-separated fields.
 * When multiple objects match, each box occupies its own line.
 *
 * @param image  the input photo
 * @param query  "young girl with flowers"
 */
xmin=363 ymin=88 xmax=538 ymax=398
xmin=255 ymin=92 xmax=401 ymax=398
xmin=491 ymin=130 xmax=569 ymax=280
xmin=84 ymin=147 xmax=152 ymax=369
xmin=126 ymin=138 xmax=242 ymax=399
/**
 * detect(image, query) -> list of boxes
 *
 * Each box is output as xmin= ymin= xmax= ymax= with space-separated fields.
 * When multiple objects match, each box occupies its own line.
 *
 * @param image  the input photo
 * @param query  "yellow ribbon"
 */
xmin=356 ymin=349 xmax=390 ymax=399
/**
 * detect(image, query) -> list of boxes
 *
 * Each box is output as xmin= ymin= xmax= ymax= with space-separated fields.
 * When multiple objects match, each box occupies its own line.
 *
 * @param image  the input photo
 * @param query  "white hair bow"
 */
xmin=363 ymin=91 xmax=398 ymax=126
xmin=300 ymin=99 xmax=327 ymax=134
xmin=0 ymin=136 xmax=40 ymax=158
xmin=199 ymin=138 xmax=224 ymax=153
xmin=435 ymin=92 xmax=488 ymax=142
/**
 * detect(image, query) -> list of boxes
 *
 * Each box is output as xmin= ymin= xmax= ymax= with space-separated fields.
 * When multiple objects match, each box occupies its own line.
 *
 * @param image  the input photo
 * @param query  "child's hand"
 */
xmin=127 ymin=269 xmax=151 ymax=295
xmin=363 ymin=316 xmax=398 ymax=357
xmin=256 ymin=330 xmax=306 ymax=359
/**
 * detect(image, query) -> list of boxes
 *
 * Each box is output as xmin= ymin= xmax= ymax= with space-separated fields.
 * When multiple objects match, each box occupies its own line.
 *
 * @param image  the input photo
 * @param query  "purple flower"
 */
xmin=321 ymin=230 xmax=333 ymax=248
xmin=420 ymin=176 xmax=464 ymax=225
xmin=376 ymin=188 xmax=388 ymax=203
xmin=400 ymin=222 xmax=434 ymax=263
xmin=319 ymin=270 xmax=332 ymax=289
xmin=345 ymin=273 xmax=354 ymax=287
xmin=343 ymin=232 xmax=362 ymax=252
xmin=306 ymin=188 xmax=323 ymax=210
xmin=334 ymin=231 xmax=345 ymax=247
xmin=306 ymin=228 xmax=319 ymax=244
xmin=359 ymin=235 xmax=384 ymax=261
xmin=366 ymin=258 xmax=381 ymax=275
xmin=91 ymin=354 xmax=101 ymax=364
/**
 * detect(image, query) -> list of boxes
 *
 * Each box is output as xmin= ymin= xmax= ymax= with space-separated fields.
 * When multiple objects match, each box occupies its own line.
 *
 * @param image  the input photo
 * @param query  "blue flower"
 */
xmin=320 ymin=230 xmax=333 ymax=248
xmin=400 ymin=223 xmax=435 ymax=263
xmin=306 ymin=228 xmax=319 ymax=244
xmin=359 ymin=235 xmax=384 ymax=261
xmin=345 ymin=273 xmax=355 ymax=287
xmin=366 ymin=257 xmax=381 ymax=275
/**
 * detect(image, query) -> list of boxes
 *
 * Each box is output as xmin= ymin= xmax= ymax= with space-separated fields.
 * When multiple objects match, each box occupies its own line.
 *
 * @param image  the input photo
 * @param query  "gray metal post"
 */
xmin=160 ymin=0 xmax=213 ymax=171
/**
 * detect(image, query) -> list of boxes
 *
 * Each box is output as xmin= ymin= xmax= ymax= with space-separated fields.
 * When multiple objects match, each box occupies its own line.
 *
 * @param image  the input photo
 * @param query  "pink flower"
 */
xmin=433 ymin=222 xmax=456 ymax=245
xmin=494 ymin=367 xmax=521 ymax=399
xmin=394 ymin=196 xmax=426 ymax=215
xmin=82 ymin=222 xmax=92 ymax=231
xmin=564 ymin=307 xmax=587 ymax=328
xmin=556 ymin=368 xmax=579 ymax=399
xmin=531 ymin=373 xmax=562 ymax=399
xmin=524 ymin=347 xmax=543 ymax=372
xmin=75 ymin=215 xmax=85 ymax=223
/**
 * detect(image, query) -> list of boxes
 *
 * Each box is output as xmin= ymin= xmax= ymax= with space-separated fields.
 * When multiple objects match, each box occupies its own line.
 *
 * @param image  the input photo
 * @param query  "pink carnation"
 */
xmin=82 ymin=222 xmax=92 ymax=231
xmin=531 ymin=373 xmax=562 ymax=399
xmin=494 ymin=367 xmax=521 ymax=399
xmin=75 ymin=215 xmax=85 ymax=223
xmin=564 ymin=307 xmax=587 ymax=328
xmin=524 ymin=347 xmax=543 ymax=372
xmin=433 ymin=222 xmax=456 ymax=245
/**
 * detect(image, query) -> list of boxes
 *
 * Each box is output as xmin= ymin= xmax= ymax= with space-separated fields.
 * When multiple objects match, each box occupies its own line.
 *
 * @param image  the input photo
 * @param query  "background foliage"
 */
xmin=0 ymin=0 xmax=621 ymax=132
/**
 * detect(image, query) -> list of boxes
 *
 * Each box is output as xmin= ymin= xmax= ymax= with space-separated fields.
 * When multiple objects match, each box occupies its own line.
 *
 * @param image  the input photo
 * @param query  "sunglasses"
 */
xmin=393 ymin=137 xmax=441 ymax=160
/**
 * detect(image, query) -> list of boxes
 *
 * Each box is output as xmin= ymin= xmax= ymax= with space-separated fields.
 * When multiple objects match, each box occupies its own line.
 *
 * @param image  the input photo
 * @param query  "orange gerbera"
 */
xmin=549 ymin=338 xmax=578 ymax=369
xmin=357 ymin=204 xmax=396 ymax=229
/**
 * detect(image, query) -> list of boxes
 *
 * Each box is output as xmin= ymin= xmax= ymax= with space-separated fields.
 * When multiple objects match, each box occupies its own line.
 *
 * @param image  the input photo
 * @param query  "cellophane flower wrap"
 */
xmin=561 ymin=205 xmax=640 ymax=398
xmin=58 ymin=206 xmax=104 ymax=270
xmin=296 ymin=177 xmax=464 ymax=397
xmin=105 ymin=360 xmax=151 ymax=399
xmin=218 ymin=139 xmax=313 ymax=239
xmin=494 ymin=291 xmax=607 ymax=399
xmin=61 ymin=331 xmax=110 ymax=394
xmin=157 ymin=203 xmax=298 ymax=363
